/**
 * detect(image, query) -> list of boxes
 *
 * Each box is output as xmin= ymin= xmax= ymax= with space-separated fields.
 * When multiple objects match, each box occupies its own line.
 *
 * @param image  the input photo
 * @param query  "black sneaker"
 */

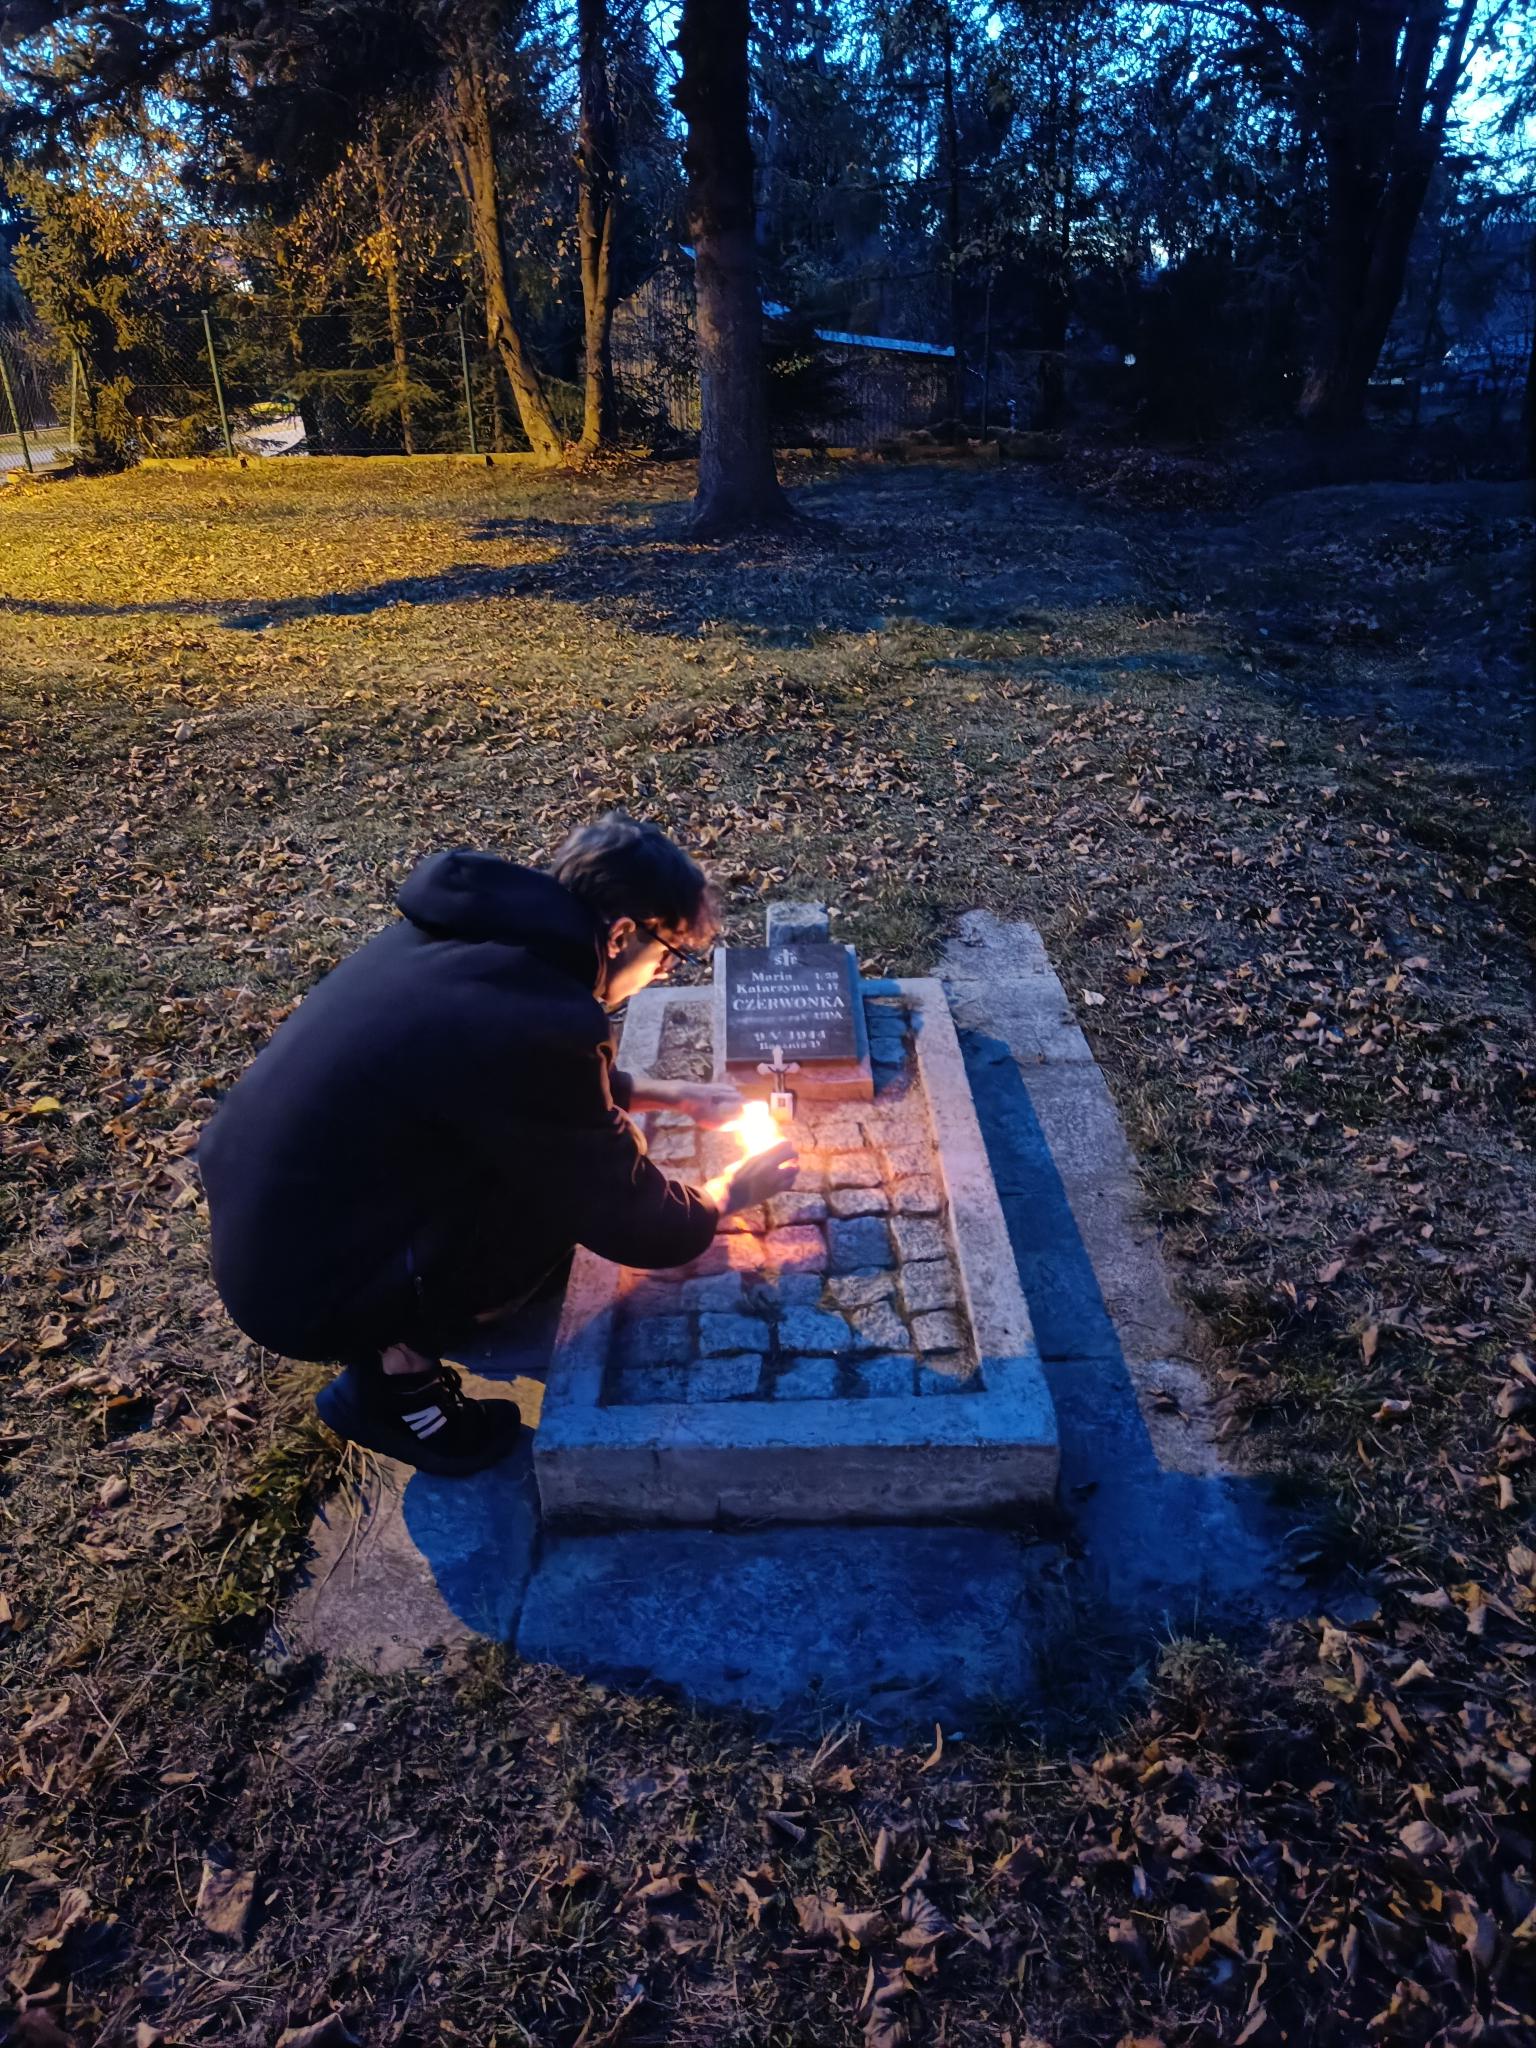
xmin=314 ymin=1362 xmax=524 ymax=1477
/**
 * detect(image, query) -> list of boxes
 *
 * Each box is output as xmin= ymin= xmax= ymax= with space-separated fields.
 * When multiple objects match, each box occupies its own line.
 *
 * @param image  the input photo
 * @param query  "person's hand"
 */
xmin=628 ymin=1078 xmax=745 ymax=1128
xmin=706 ymin=1140 xmax=798 ymax=1216
xmin=673 ymin=1081 xmax=745 ymax=1129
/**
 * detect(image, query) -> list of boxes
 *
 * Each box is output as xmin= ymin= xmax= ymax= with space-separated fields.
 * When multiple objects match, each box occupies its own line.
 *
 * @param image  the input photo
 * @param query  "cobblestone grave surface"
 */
xmin=535 ymin=968 xmax=1059 ymax=1525
xmin=613 ymin=998 xmax=972 ymax=1408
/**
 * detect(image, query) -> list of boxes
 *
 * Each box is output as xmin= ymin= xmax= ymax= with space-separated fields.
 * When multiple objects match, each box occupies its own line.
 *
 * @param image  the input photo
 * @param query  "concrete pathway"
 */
xmin=282 ymin=919 xmax=1289 ymax=1734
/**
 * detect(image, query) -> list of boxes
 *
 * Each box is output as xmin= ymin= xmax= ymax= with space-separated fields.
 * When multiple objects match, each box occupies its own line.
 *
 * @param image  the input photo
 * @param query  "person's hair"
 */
xmin=549 ymin=812 xmax=719 ymax=945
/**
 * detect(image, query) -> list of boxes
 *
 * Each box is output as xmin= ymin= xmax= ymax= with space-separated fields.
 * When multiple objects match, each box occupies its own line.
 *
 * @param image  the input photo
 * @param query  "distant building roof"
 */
xmin=812 ymin=327 xmax=953 ymax=359
xmin=674 ymin=246 xmax=951 ymax=361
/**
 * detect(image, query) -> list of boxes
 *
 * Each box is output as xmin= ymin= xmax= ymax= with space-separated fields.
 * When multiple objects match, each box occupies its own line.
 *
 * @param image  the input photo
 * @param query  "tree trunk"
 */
xmin=439 ymin=35 xmax=563 ymax=465
xmin=368 ymin=123 xmax=416 ymax=454
xmin=1297 ymin=0 xmax=1479 ymax=433
xmin=576 ymin=0 xmax=619 ymax=453
xmin=939 ymin=3 xmax=964 ymax=426
xmin=674 ymin=0 xmax=794 ymax=535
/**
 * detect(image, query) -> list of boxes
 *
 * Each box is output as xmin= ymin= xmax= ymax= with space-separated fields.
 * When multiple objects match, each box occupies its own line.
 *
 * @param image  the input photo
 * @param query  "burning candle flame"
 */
xmin=731 ymin=1099 xmax=783 ymax=1158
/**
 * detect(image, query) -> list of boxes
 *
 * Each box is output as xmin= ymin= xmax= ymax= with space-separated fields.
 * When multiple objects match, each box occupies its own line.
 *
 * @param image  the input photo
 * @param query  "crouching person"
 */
xmin=198 ymin=815 xmax=795 ymax=1475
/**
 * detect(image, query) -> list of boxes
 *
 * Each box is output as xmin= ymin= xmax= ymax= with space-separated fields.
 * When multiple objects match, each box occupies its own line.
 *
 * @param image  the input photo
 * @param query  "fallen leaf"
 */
xmin=276 ymin=2020 xmax=359 ymax=2048
xmin=917 ymin=1723 xmax=944 ymax=1772
xmin=898 ymin=1889 xmax=954 ymax=1949
xmin=1165 ymin=1905 xmax=1211 ymax=1965
xmin=1447 ymin=1893 xmax=1497 ymax=1970
xmin=793 ymin=1893 xmax=845 ymax=1945
xmin=196 ymin=1857 xmax=257 ymax=1942
xmin=1398 ymin=1819 xmax=1448 ymax=1859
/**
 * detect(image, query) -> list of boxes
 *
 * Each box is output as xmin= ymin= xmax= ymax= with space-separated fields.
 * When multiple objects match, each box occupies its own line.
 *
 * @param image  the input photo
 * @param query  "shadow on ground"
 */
xmin=2 ymin=469 xmax=1142 ymax=644
xmin=391 ymin=1029 xmax=1296 ymax=1742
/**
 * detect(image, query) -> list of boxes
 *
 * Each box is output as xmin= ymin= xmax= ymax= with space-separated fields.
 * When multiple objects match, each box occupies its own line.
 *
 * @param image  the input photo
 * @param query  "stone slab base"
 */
xmin=534 ymin=977 xmax=1058 ymax=1525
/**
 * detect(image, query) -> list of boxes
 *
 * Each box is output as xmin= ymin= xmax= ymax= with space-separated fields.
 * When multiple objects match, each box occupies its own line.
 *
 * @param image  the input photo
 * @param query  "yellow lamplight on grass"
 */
xmin=732 ymin=1099 xmax=783 ymax=1158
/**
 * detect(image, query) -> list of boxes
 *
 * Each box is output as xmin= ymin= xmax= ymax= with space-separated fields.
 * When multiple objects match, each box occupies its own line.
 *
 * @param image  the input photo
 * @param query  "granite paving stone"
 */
xmin=829 ymin=1151 xmax=882 ymax=1189
xmin=912 ymin=1309 xmax=966 ymax=1353
xmin=776 ymin=1307 xmax=854 ymax=1356
xmin=766 ymin=1191 xmax=829 ymax=1228
xmin=858 ymin=1354 xmax=918 ymax=1398
xmin=619 ymin=1316 xmax=691 ymax=1371
xmin=676 ymin=1239 xmax=734 ymax=1279
xmin=900 ymin=1260 xmax=959 ymax=1315
xmin=615 ymin=1363 xmax=688 ymax=1403
xmin=828 ymin=1186 xmax=890 ymax=1218
xmin=773 ymin=1272 xmax=826 ymax=1306
xmin=891 ymin=1216 xmax=947 ymax=1263
xmin=717 ymin=1210 xmax=765 ymax=1235
xmin=876 ymin=1141 xmax=930 ymax=1183
xmin=815 ymin=1118 xmax=866 ymax=1151
xmin=850 ymin=1300 xmax=910 ymax=1353
xmin=827 ymin=1271 xmax=895 ymax=1310
xmin=773 ymin=1357 xmax=841 ymax=1399
xmin=682 ymin=1272 xmax=747 ymax=1313
xmin=698 ymin=1313 xmax=772 ymax=1357
xmin=827 ymin=1216 xmax=894 ymax=1272
xmin=892 ymin=1176 xmax=944 ymax=1215
xmin=646 ymin=1132 xmax=698 ymax=1165
xmin=685 ymin=1357 xmax=762 ymax=1402
xmin=700 ymin=1131 xmax=740 ymax=1177
xmin=762 ymin=1225 xmax=828 ymax=1274
xmin=624 ymin=1275 xmax=686 ymax=1315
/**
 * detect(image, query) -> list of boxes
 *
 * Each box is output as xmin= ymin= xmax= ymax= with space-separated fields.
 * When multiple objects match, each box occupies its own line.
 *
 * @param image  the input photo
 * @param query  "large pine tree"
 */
xmin=673 ymin=0 xmax=793 ymax=535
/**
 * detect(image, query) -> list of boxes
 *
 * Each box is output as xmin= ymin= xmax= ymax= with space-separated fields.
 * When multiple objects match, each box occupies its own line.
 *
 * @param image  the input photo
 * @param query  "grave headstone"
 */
xmin=714 ymin=911 xmax=872 ymax=1102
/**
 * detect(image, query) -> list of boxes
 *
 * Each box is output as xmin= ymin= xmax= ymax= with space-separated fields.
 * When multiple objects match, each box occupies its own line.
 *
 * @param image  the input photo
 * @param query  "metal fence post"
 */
xmin=202 ymin=307 xmax=236 ymax=458
xmin=0 ymin=342 xmax=34 ymax=472
xmin=456 ymin=308 xmax=479 ymax=456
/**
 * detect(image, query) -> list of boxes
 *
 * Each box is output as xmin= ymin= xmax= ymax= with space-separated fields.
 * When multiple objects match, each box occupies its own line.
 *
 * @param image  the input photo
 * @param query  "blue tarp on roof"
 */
xmin=676 ymin=247 xmax=951 ymax=361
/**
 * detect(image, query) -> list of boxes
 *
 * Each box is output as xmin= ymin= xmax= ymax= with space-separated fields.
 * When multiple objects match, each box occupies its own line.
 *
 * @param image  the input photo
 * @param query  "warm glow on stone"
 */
xmin=732 ymin=1099 xmax=782 ymax=1157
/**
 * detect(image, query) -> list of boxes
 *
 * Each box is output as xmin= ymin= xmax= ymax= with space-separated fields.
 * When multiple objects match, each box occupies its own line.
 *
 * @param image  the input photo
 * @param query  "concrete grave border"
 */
xmin=533 ymin=978 xmax=1059 ymax=1524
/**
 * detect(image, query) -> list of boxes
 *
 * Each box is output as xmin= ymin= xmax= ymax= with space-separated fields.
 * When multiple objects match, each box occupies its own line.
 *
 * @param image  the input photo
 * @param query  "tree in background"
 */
xmin=574 ymin=0 xmax=618 ymax=450
xmin=432 ymin=2 xmax=563 ymax=462
xmin=4 ymin=0 xmax=1530 ymax=457
xmin=673 ymin=0 xmax=792 ymax=533
xmin=1230 ymin=0 xmax=1503 ymax=431
xmin=9 ymin=117 xmax=224 ymax=464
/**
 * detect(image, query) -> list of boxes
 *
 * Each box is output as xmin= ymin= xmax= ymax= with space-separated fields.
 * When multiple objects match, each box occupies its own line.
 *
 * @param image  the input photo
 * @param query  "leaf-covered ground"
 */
xmin=1 ymin=454 xmax=1532 ymax=2048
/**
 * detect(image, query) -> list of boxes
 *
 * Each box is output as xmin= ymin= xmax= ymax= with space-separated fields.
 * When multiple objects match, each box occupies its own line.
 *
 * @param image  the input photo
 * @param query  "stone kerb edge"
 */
xmin=901 ymin=979 xmax=1041 ymax=1385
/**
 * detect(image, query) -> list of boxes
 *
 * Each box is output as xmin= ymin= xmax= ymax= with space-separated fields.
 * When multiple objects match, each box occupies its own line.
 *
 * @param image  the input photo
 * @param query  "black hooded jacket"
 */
xmin=198 ymin=851 xmax=718 ymax=1359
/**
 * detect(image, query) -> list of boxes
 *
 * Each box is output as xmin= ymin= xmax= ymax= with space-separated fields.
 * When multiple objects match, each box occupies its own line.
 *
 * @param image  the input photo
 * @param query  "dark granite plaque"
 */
xmin=723 ymin=943 xmax=859 ymax=1064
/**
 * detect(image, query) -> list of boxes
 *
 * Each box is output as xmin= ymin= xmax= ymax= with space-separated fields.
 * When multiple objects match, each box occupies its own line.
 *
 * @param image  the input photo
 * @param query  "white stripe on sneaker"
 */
xmin=402 ymin=1404 xmax=447 ymax=1438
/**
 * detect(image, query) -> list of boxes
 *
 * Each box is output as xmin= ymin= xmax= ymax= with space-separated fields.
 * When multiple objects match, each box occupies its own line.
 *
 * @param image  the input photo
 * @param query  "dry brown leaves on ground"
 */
xmin=0 ymin=454 xmax=1530 ymax=2045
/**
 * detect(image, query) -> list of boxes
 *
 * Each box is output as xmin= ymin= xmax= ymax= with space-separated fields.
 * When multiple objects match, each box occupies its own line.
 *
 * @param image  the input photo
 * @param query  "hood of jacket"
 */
xmin=396 ymin=850 xmax=603 ymax=991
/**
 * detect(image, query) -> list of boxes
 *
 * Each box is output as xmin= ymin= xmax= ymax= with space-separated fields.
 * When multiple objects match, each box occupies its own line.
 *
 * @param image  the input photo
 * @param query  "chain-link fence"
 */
xmin=0 ymin=320 xmax=73 ymax=475
xmin=71 ymin=297 xmax=588 ymax=464
xmin=2 ymin=296 xmax=594 ymax=470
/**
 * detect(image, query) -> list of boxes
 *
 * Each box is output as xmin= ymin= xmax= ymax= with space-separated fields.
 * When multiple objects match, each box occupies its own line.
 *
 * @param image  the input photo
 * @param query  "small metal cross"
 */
xmin=756 ymin=1043 xmax=800 ymax=1121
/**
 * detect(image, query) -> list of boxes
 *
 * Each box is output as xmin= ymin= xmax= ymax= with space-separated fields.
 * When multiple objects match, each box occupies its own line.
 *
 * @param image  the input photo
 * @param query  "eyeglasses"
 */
xmin=644 ymin=925 xmax=704 ymax=974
